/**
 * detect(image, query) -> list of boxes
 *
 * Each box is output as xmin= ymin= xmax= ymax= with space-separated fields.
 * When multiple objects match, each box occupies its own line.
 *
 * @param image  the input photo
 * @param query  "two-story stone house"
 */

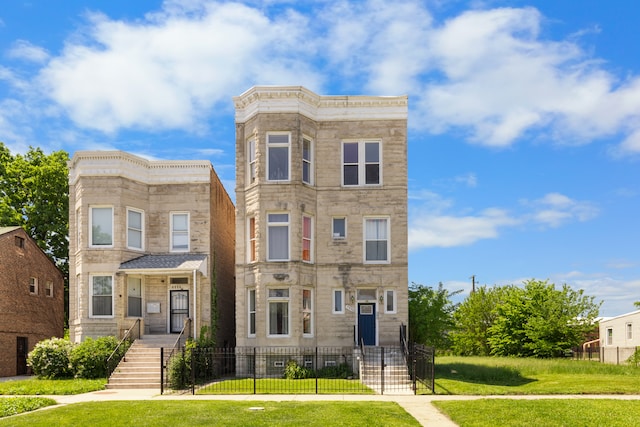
xmin=233 ymin=86 xmax=409 ymax=349
xmin=0 ymin=226 xmax=64 ymax=377
xmin=68 ymin=152 xmax=235 ymax=346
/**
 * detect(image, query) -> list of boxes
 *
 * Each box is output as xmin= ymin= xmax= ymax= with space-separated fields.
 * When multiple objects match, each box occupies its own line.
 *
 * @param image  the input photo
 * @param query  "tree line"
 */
xmin=409 ymin=279 xmax=601 ymax=357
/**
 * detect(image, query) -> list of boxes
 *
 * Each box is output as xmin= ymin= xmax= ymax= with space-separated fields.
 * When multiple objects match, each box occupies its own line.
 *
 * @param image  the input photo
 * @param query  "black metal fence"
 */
xmin=161 ymin=344 xmax=436 ymax=395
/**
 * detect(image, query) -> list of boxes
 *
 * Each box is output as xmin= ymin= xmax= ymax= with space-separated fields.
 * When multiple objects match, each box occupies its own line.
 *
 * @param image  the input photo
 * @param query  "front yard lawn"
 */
xmin=0 ymin=378 xmax=106 ymax=395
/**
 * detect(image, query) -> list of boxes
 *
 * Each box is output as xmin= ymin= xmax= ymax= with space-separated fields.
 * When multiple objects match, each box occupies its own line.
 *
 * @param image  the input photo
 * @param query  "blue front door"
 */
xmin=358 ymin=303 xmax=376 ymax=345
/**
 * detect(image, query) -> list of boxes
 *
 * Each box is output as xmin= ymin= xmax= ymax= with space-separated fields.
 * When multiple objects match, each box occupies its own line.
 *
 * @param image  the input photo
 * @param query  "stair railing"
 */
xmin=106 ymin=318 xmax=141 ymax=377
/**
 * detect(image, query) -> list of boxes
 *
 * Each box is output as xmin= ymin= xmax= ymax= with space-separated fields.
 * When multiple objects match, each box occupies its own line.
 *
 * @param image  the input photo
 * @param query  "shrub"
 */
xmin=27 ymin=337 xmax=74 ymax=379
xmin=284 ymin=360 xmax=313 ymax=379
xmin=69 ymin=336 xmax=127 ymax=379
xmin=317 ymin=363 xmax=352 ymax=379
xmin=627 ymin=348 xmax=640 ymax=367
xmin=168 ymin=341 xmax=195 ymax=389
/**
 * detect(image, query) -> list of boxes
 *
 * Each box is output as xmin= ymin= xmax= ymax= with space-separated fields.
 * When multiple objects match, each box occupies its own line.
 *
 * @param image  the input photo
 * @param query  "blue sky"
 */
xmin=1 ymin=1 xmax=638 ymax=317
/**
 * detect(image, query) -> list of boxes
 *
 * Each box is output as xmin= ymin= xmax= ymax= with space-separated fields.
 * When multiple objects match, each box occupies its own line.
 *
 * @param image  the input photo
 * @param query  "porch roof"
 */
xmin=118 ymin=254 xmax=208 ymax=276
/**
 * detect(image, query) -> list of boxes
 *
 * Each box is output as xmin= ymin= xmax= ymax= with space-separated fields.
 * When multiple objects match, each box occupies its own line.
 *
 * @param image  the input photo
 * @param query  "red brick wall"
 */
xmin=0 ymin=228 xmax=65 ymax=377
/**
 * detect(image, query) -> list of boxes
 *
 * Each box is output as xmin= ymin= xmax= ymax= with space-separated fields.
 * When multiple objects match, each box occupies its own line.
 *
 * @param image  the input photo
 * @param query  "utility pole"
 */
xmin=470 ymin=275 xmax=476 ymax=293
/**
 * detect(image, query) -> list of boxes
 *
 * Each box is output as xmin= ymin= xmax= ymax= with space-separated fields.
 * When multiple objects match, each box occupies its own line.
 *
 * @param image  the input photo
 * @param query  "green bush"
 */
xmin=27 ymin=337 xmax=74 ymax=379
xmin=69 ymin=336 xmax=127 ymax=379
xmin=317 ymin=363 xmax=353 ymax=379
xmin=626 ymin=347 xmax=640 ymax=367
xmin=284 ymin=360 xmax=313 ymax=379
xmin=168 ymin=345 xmax=192 ymax=390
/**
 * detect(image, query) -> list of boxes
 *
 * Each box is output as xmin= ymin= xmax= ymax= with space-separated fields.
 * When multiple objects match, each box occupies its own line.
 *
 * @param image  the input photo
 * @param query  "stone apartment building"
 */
xmin=68 ymin=152 xmax=235 ymax=346
xmin=234 ymin=86 xmax=409 ymax=349
xmin=0 ymin=226 xmax=64 ymax=377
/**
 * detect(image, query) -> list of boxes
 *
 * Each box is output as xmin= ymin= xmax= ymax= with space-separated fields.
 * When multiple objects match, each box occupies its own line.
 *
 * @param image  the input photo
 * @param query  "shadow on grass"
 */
xmin=435 ymin=363 xmax=536 ymax=387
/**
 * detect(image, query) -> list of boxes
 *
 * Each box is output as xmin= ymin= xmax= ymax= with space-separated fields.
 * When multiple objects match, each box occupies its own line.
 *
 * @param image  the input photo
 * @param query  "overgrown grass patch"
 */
xmin=0 ymin=401 xmax=420 ymax=426
xmin=0 ymin=397 xmax=57 ymax=418
xmin=432 ymin=356 xmax=640 ymax=395
xmin=0 ymin=378 xmax=106 ymax=395
xmin=433 ymin=399 xmax=640 ymax=427
xmin=197 ymin=378 xmax=375 ymax=394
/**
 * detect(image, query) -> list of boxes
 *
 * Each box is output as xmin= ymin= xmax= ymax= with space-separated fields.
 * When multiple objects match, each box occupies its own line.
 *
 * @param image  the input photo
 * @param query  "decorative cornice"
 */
xmin=233 ymin=86 xmax=408 ymax=123
xmin=68 ymin=151 xmax=212 ymax=185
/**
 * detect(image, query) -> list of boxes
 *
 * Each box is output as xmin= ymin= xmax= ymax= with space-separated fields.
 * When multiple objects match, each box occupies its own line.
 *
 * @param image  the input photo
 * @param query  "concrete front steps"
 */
xmin=106 ymin=334 xmax=178 ymax=390
xmin=360 ymin=346 xmax=414 ymax=395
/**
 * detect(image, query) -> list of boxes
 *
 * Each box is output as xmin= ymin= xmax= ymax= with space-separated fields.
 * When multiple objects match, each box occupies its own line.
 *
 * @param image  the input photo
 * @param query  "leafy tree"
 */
xmin=0 ymin=143 xmax=69 ymax=319
xmin=408 ymin=282 xmax=462 ymax=349
xmin=487 ymin=279 xmax=601 ymax=358
xmin=451 ymin=285 xmax=506 ymax=356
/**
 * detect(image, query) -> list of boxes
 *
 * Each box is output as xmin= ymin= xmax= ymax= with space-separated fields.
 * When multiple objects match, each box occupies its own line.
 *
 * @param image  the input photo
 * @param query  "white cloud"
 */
xmin=523 ymin=192 xmax=599 ymax=227
xmin=7 ymin=40 xmax=50 ymax=63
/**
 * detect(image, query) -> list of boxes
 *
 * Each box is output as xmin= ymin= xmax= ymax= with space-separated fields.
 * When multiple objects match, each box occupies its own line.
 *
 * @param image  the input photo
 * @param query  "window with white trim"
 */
xmin=267 ymin=133 xmax=290 ymax=181
xmin=333 ymin=289 xmax=344 ymax=314
xmin=248 ymin=138 xmax=257 ymax=184
xmin=127 ymin=277 xmax=142 ymax=317
xmin=364 ymin=217 xmax=389 ymax=262
xmin=268 ymin=288 xmax=289 ymax=336
xmin=303 ymin=289 xmax=313 ymax=336
xmin=627 ymin=323 xmax=633 ymax=340
xmin=90 ymin=275 xmax=113 ymax=318
xmin=302 ymin=215 xmax=313 ymax=262
xmin=606 ymin=327 xmax=613 ymax=346
xmin=45 ymin=281 xmax=53 ymax=297
xmin=171 ymin=212 xmax=189 ymax=252
xmin=302 ymin=137 xmax=313 ymax=185
xmin=384 ymin=290 xmax=396 ymax=313
xmin=29 ymin=277 xmax=38 ymax=295
xmin=248 ymin=289 xmax=256 ymax=337
xmin=332 ymin=217 xmax=346 ymax=240
xmin=267 ymin=213 xmax=289 ymax=261
xmin=342 ymin=141 xmax=381 ymax=186
xmin=127 ymin=208 xmax=144 ymax=250
xmin=248 ymin=217 xmax=257 ymax=262
xmin=90 ymin=206 xmax=113 ymax=247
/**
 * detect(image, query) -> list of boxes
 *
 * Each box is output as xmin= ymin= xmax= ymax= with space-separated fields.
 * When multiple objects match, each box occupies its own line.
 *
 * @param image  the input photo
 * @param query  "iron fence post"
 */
xmin=253 ymin=347 xmax=257 ymax=394
xmin=160 ymin=347 xmax=164 ymax=395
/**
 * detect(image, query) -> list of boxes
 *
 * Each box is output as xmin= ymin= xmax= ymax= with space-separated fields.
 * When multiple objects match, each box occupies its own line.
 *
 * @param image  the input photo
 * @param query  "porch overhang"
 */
xmin=118 ymin=253 xmax=208 ymax=277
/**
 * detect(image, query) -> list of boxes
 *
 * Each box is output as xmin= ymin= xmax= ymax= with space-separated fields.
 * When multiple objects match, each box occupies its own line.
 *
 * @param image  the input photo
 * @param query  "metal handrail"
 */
xmin=106 ymin=318 xmax=140 ymax=377
xmin=165 ymin=318 xmax=192 ymax=364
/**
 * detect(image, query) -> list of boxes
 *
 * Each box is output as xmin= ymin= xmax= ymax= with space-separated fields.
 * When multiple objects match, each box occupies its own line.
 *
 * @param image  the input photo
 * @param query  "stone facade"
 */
xmin=68 ymin=152 xmax=235 ymax=345
xmin=0 ymin=227 xmax=64 ymax=377
xmin=234 ymin=86 xmax=409 ymax=348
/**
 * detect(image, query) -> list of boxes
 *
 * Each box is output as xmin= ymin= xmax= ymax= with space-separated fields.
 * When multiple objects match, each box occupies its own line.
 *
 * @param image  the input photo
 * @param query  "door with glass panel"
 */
xmin=170 ymin=290 xmax=189 ymax=333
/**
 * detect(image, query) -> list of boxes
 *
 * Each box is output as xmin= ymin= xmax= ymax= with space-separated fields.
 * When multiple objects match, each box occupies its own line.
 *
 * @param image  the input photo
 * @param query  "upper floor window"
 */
xmin=248 ymin=217 xmax=257 ymax=262
xmin=267 ymin=133 xmax=290 ymax=181
xmin=171 ymin=212 xmax=189 ymax=252
xmin=15 ymin=236 xmax=24 ymax=248
xmin=302 ymin=215 xmax=313 ymax=262
xmin=303 ymin=289 xmax=313 ymax=336
xmin=302 ymin=137 xmax=313 ymax=185
xmin=29 ymin=277 xmax=38 ymax=295
xmin=332 ymin=217 xmax=346 ymax=240
xmin=247 ymin=138 xmax=257 ymax=184
xmin=267 ymin=213 xmax=289 ymax=261
xmin=127 ymin=208 xmax=144 ymax=250
xmin=90 ymin=206 xmax=113 ymax=247
xmin=342 ymin=141 xmax=381 ymax=186
xmin=45 ymin=281 xmax=53 ymax=297
xmin=627 ymin=323 xmax=633 ymax=340
xmin=90 ymin=275 xmax=114 ymax=318
xmin=364 ymin=217 xmax=389 ymax=263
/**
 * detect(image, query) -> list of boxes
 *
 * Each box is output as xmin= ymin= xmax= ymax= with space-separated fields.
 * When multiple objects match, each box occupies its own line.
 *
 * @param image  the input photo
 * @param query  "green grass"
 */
xmin=433 ymin=399 xmax=640 ymax=427
xmin=0 ymin=401 xmax=420 ymax=426
xmin=0 ymin=397 xmax=57 ymax=418
xmin=197 ymin=378 xmax=375 ymax=394
xmin=432 ymin=356 xmax=640 ymax=395
xmin=0 ymin=378 xmax=106 ymax=395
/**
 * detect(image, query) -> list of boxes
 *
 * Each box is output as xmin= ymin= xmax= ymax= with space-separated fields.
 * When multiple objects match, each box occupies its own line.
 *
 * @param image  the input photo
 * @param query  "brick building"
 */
xmin=68 ymin=152 xmax=235 ymax=346
xmin=233 ymin=86 xmax=409 ymax=349
xmin=0 ymin=226 xmax=64 ymax=377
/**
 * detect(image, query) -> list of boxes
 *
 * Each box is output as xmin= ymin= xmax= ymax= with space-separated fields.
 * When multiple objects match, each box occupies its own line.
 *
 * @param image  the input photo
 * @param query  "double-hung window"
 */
xmin=268 ymin=288 xmax=289 ymax=336
xmin=384 ymin=290 xmax=396 ymax=313
xmin=29 ymin=277 xmax=38 ymax=295
xmin=303 ymin=289 xmax=313 ymax=336
xmin=127 ymin=208 xmax=144 ymax=250
xmin=342 ymin=141 xmax=381 ymax=186
xmin=171 ymin=212 xmax=189 ymax=252
xmin=127 ymin=277 xmax=142 ymax=317
xmin=90 ymin=275 xmax=113 ymax=318
xmin=627 ymin=323 xmax=633 ymax=340
xmin=248 ymin=289 xmax=256 ymax=337
xmin=332 ymin=289 xmax=344 ymax=314
xmin=45 ymin=281 xmax=53 ymax=297
xmin=248 ymin=138 xmax=256 ymax=184
xmin=302 ymin=215 xmax=313 ymax=262
xmin=364 ymin=217 xmax=390 ymax=263
xmin=332 ymin=217 xmax=346 ymax=240
xmin=267 ymin=213 xmax=289 ymax=261
xmin=248 ymin=217 xmax=257 ymax=262
xmin=302 ymin=137 xmax=313 ymax=185
xmin=90 ymin=206 xmax=113 ymax=247
xmin=267 ymin=133 xmax=290 ymax=181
